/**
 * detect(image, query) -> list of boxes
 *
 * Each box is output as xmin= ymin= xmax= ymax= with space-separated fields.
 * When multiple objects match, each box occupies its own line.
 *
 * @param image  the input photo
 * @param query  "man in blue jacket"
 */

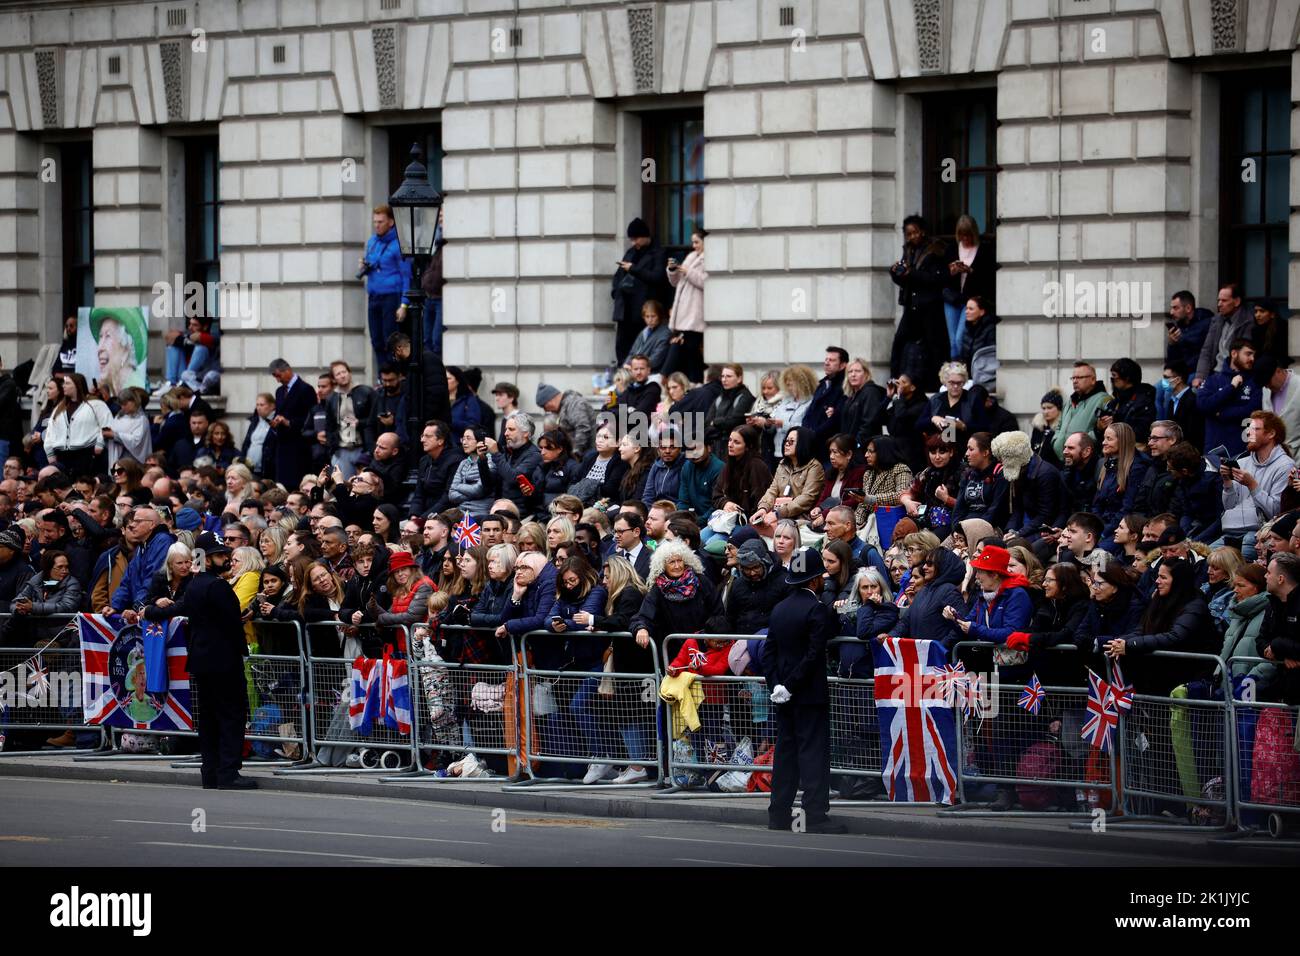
xmin=103 ymin=507 xmax=175 ymax=618
xmin=1196 ymin=338 xmax=1260 ymax=458
xmin=360 ymin=204 xmax=408 ymax=373
xmin=641 ymin=429 xmax=685 ymax=509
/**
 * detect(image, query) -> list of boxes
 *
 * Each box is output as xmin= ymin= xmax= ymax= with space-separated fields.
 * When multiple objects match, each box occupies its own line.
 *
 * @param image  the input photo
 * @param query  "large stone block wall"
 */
xmin=0 ymin=0 xmax=1296 ymax=436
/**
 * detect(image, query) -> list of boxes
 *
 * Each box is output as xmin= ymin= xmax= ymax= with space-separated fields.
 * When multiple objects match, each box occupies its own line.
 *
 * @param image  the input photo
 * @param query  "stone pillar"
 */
xmin=0 ymin=131 xmax=43 ymax=357
xmin=994 ymin=9 xmax=1192 ymax=417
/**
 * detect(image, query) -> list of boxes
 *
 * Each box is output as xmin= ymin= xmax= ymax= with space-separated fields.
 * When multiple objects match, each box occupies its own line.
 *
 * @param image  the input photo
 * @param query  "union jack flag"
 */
xmin=78 ymin=614 xmax=193 ymax=731
xmin=1018 ymin=673 xmax=1045 ymax=716
xmin=25 ymin=655 xmax=50 ymax=705
xmin=1109 ymin=658 xmax=1133 ymax=712
xmin=936 ymin=661 xmax=969 ymax=707
xmin=871 ymin=638 xmax=959 ymax=805
xmin=1081 ymin=669 xmax=1119 ymax=753
xmin=349 ymin=653 xmax=412 ymax=737
xmin=452 ymin=514 xmax=481 ymax=548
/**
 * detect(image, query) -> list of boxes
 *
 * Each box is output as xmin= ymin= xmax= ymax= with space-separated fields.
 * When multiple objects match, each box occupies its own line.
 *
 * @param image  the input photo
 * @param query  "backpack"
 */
xmin=746 ymin=743 xmax=775 ymax=793
xmin=1015 ymin=742 xmax=1063 ymax=810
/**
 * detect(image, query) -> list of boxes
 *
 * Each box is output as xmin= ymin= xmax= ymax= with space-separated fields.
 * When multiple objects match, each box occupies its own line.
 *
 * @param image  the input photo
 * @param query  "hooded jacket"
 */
xmin=725 ymin=541 xmax=791 ymax=634
xmin=448 ymin=452 xmax=497 ymax=512
xmin=1052 ymin=381 xmax=1109 ymax=461
xmin=888 ymin=547 xmax=966 ymax=647
xmin=1220 ymin=442 xmax=1293 ymax=533
xmin=1219 ymin=591 xmax=1277 ymax=685
xmin=556 ymin=391 xmax=598 ymax=458
xmin=641 ymin=454 xmax=686 ymax=509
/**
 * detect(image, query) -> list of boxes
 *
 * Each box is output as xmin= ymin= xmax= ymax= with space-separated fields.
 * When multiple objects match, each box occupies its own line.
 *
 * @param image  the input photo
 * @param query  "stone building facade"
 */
xmin=0 ymin=0 xmax=1296 ymax=429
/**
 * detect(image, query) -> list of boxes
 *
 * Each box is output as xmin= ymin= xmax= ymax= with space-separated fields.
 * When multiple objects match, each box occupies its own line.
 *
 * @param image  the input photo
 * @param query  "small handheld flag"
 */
xmin=452 ymin=514 xmax=481 ymax=548
xmin=1109 ymin=658 xmax=1133 ymax=712
xmin=1018 ymin=673 xmax=1045 ymax=716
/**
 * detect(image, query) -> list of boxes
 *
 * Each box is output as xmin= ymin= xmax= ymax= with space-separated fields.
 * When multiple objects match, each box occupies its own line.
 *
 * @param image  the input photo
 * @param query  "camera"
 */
xmin=355 ymin=260 xmax=375 ymax=280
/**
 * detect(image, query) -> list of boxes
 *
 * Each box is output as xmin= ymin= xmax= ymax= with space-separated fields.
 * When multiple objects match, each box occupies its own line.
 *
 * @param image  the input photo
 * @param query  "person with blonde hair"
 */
xmin=926 ymin=361 xmax=982 ymax=442
xmin=758 ymin=364 xmax=817 ymax=462
xmin=228 ymin=545 xmax=266 ymax=647
xmin=840 ymin=358 xmax=888 ymax=451
xmin=1092 ymin=422 xmax=1148 ymax=542
xmin=223 ymin=463 xmax=255 ymax=515
xmin=515 ymin=520 xmax=547 ymax=554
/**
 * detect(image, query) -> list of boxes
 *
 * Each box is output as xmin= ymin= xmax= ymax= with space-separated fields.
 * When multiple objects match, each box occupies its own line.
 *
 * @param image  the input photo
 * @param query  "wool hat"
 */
xmin=626 ymin=217 xmax=651 ymax=239
xmin=1155 ymin=526 xmax=1188 ymax=548
xmin=0 ymin=528 xmax=23 ymax=554
xmin=387 ymin=550 xmax=417 ymax=572
xmin=1270 ymin=511 xmax=1299 ymax=541
xmin=1040 ymin=389 xmax=1064 ymax=410
xmin=174 ymin=506 xmax=202 ymax=531
xmin=536 ymin=383 xmax=561 ymax=408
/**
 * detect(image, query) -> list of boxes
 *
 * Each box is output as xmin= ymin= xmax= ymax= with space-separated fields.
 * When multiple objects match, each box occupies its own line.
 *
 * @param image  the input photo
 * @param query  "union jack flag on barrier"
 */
xmin=452 ymin=514 xmax=481 ymax=548
xmin=1018 ymin=673 xmax=1045 ymax=716
xmin=348 ymin=653 xmax=411 ymax=736
xmin=871 ymin=638 xmax=959 ymax=805
xmin=79 ymin=614 xmax=193 ymax=731
xmin=1081 ymin=669 xmax=1119 ymax=753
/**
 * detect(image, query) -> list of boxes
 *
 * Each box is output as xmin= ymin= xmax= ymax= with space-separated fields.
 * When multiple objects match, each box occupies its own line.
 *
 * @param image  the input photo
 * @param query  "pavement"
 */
xmin=1 ymin=753 xmax=1297 ymax=866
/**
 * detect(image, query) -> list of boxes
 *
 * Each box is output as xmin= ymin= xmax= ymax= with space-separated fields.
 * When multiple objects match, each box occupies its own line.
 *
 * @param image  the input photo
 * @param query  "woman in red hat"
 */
xmin=943 ymin=544 xmax=1034 ymax=647
xmin=376 ymin=549 xmax=436 ymax=655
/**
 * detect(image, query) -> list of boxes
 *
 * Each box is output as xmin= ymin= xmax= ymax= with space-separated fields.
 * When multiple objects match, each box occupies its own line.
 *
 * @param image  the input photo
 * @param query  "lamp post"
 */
xmin=388 ymin=143 xmax=443 ymax=484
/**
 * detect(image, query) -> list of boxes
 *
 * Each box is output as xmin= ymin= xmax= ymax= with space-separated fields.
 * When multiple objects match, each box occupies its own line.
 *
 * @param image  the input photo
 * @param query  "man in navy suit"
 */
xmin=762 ymin=547 xmax=846 ymax=834
xmin=268 ymin=358 xmax=316 ymax=490
xmin=610 ymin=511 xmax=652 ymax=578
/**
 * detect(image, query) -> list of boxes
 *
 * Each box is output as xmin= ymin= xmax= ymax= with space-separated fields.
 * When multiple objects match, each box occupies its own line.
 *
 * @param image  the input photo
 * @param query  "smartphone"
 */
xmin=551 ymin=616 xmax=564 ymax=627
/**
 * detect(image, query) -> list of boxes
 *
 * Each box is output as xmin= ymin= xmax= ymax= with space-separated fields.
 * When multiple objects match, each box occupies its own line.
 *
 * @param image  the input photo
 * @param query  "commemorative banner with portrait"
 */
xmin=76 ymin=306 xmax=150 ymax=396
xmin=78 ymin=614 xmax=193 ymax=731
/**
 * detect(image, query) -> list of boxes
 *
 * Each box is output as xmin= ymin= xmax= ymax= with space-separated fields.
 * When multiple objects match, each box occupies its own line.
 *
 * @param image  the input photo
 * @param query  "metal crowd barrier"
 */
xmin=243 ymin=620 xmax=310 ymax=764
xmin=943 ymin=641 xmax=1114 ymax=818
xmin=654 ymin=633 xmax=777 ymax=800
xmin=392 ymin=624 xmax=521 ymax=783
xmin=0 ymin=615 xmax=106 ymax=756
xmin=512 ymin=629 xmax=662 ymax=790
xmin=1225 ymin=656 xmax=1300 ymax=838
xmin=1110 ymin=651 xmax=1235 ymax=831
xmin=279 ymin=623 xmax=418 ymax=775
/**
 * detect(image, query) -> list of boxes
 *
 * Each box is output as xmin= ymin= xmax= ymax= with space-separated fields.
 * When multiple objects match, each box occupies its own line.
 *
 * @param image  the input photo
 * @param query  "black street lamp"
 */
xmin=388 ymin=143 xmax=443 ymax=482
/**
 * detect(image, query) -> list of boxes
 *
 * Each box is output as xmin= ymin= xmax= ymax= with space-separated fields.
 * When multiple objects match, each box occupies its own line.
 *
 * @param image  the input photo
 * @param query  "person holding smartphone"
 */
xmin=1216 ymin=410 xmax=1295 ymax=560
xmin=611 ymin=218 xmax=671 ymax=366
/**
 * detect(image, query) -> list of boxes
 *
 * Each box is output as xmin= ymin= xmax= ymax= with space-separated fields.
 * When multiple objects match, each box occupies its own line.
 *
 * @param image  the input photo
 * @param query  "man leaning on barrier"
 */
xmin=143 ymin=532 xmax=255 ymax=790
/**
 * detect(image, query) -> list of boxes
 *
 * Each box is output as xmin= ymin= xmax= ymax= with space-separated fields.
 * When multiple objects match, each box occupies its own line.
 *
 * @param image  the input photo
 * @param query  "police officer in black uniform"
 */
xmin=762 ymin=548 xmax=846 ymax=833
xmin=143 ymin=532 xmax=254 ymax=790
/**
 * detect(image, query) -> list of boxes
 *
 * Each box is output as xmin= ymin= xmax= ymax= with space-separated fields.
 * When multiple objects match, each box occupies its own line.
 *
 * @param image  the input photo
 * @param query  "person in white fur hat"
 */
xmin=994 ymin=429 xmax=1068 ymax=543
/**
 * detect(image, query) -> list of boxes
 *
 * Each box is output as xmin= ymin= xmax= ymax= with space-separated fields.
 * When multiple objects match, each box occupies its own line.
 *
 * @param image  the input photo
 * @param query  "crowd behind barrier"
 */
xmin=2 ymin=614 xmax=1297 ymax=834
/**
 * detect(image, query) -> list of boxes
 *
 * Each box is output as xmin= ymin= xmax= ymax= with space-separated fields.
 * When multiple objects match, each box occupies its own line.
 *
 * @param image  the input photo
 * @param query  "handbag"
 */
xmin=597 ymin=647 xmax=616 ymax=697
xmin=707 ymin=509 xmax=744 ymax=535
xmin=567 ymin=474 xmax=604 ymax=505
xmin=992 ymin=645 xmax=1029 ymax=667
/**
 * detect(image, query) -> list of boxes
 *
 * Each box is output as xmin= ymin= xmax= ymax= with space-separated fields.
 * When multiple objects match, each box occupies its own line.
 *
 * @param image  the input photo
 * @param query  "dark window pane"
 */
xmin=1267 ymin=87 xmax=1290 ymax=151
xmin=641 ymin=109 xmax=706 ymax=251
xmin=1242 ymin=231 xmax=1267 ymax=297
xmin=1265 ymin=155 xmax=1289 ymax=223
xmin=1242 ymin=89 xmax=1263 ymax=153
xmin=968 ymin=105 xmax=989 ymax=165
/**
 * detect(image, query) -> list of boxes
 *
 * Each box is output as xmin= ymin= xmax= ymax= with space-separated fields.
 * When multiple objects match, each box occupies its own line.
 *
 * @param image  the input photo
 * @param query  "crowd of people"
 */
xmin=1 ymin=208 xmax=1298 ymax=819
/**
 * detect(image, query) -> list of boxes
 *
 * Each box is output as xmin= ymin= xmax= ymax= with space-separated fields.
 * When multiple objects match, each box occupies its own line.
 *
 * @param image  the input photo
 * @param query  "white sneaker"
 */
xmin=582 ymin=762 xmax=615 ymax=784
xmin=611 ymin=766 xmax=648 ymax=785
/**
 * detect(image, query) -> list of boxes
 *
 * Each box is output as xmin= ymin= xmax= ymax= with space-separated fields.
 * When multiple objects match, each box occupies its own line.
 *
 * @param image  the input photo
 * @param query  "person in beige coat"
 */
xmin=663 ymin=229 xmax=708 ymax=382
xmin=752 ymin=426 xmax=826 ymax=528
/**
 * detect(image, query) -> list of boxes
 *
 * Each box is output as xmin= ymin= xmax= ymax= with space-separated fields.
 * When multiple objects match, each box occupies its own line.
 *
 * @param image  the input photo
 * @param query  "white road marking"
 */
xmin=139 ymin=841 xmax=482 ymax=866
xmin=640 ymin=834 xmax=913 ymax=858
xmin=674 ymin=857 xmax=765 ymax=867
xmin=115 ymin=819 xmax=486 ymax=845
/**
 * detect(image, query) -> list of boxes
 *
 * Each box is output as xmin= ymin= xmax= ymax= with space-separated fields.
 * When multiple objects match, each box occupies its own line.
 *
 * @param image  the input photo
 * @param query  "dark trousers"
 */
xmin=615 ymin=319 xmax=642 ymax=367
xmin=368 ymin=293 xmax=403 ymax=372
xmin=194 ymin=670 xmax=249 ymax=785
xmin=769 ymin=702 xmax=832 ymax=825
xmin=661 ymin=331 xmax=705 ymax=383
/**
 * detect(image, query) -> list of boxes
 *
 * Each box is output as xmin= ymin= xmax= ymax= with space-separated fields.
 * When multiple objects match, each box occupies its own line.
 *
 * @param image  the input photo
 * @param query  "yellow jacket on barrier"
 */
xmin=659 ymin=672 xmax=704 ymax=739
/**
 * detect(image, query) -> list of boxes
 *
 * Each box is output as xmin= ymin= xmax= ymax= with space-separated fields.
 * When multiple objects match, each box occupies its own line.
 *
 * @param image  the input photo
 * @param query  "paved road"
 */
xmin=0 ymin=775 xmax=1223 ymax=867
